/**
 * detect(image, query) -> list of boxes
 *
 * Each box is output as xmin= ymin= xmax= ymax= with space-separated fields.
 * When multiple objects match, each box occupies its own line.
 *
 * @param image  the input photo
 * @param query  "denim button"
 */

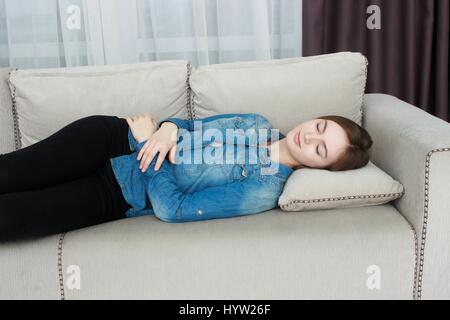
xmin=197 ymin=209 xmax=203 ymax=215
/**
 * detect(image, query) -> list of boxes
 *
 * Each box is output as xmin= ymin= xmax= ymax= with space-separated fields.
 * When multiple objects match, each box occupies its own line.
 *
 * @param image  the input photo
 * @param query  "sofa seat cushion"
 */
xmin=0 ymin=204 xmax=416 ymax=299
xmin=0 ymin=233 xmax=61 ymax=299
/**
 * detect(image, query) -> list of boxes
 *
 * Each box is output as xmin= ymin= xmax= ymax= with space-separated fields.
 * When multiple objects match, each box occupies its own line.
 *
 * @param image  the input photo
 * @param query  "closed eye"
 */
xmin=317 ymin=120 xmax=328 ymax=158
xmin=316 ymin=145 xmax=326 ymax=158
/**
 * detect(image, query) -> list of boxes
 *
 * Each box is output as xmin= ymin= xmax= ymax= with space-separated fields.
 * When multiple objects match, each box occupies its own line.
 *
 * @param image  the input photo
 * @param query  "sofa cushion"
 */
xmin=0 ymin=233 xmax=61 ymax=299
xmin=0 ymin=204 xmax=415 ymax=299
xmin=278 ymin=161 xmax=404 ymax=211
xmin=0 ymin=68 xmax=15 ymax=154
xmin=8 ymin=61 xmax=191 ymax=148
xmin=189 ymin=51 xmax=367 ymax=135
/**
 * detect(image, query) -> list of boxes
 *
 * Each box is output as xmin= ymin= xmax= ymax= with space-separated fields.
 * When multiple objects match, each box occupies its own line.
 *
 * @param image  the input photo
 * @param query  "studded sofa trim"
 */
xmin=8 ymin=69 xmax=22 ymax=151
xmin=415 ymin=148 xmax=450 ymax=299
xmin=279 ymin=191 xmax=405 ymax=211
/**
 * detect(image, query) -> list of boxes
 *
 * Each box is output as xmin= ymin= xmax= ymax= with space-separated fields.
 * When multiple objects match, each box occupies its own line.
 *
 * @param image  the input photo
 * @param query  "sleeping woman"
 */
xmin=0 ymin=113 xmax=372 ymax=241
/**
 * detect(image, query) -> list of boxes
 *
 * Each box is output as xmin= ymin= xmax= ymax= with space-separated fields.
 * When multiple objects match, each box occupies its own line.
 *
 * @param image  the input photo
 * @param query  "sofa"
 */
xmin=0 ymin=52 xmax=449 ymax=300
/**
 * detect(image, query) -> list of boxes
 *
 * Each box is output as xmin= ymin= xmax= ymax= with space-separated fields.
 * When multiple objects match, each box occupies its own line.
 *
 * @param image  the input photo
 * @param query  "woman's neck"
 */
xmin=265 ymin=138 xmax=299 ymax=169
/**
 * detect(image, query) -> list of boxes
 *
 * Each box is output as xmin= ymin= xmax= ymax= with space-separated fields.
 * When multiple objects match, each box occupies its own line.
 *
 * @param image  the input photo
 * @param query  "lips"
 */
xmin=295 ymin=129 xmax=301 ymax=148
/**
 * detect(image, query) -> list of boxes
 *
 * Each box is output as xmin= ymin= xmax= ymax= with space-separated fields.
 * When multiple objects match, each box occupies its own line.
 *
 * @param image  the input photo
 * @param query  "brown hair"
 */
xmin=317 ymin=115 xmax=373 ymax=171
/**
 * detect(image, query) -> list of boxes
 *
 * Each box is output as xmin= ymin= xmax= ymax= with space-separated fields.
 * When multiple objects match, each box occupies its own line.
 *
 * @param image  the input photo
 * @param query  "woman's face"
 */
xmin=286 ymin=118 xmax=349 ymax=169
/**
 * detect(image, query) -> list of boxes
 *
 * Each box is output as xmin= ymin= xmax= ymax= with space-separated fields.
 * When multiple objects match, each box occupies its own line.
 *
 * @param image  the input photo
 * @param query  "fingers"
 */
xmin=129 ymin=115 xmax=141 ymax=122
xmin=140 ymin=144 xmax=161 ymax=172
xmin=137 ymin=140 xmax=151 ymax=161
xmin=139 ymin=144 xmax=154 ymax=170
xmin=128 ymin=113 xmax=153 ymax=122
xmin=126 ymin=117 xmax=133 ymax=126
xmin=168 ymin=145 xmax=177 ymax=164
xmin=140 ymin=143 xmax=170 ymax=172
xmin=154 ymin=153 xmax=165 ymax=171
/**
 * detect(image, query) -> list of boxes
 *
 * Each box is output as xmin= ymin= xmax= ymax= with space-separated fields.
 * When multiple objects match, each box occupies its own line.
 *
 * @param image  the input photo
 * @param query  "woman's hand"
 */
xmin=137 ymin=122 xmax=178 ymax=172
xmin=126 ymin=113 xmax=157 ymax=143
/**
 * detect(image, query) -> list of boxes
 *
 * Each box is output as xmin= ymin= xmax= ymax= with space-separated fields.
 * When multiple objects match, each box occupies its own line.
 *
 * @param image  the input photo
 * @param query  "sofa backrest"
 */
xmin=8 ymin=61 xmax=191 ymax=148
xmin=189 ymin=52 xmax=368 ymax=135
xmin=0 ymin=68 xmax=15 ymax=154
xmin=2 ymin=52 xmax=368 ymax=150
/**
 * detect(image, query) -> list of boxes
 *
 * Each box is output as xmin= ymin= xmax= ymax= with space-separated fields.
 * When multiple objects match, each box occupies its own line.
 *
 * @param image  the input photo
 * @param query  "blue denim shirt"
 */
xmin=110 ymin=113 xmax=294 ymax=222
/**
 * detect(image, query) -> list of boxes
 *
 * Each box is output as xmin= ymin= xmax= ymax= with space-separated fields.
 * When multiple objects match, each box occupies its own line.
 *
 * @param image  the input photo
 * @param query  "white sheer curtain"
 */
xmin=0 ymin=0 xmax=302 ymax=69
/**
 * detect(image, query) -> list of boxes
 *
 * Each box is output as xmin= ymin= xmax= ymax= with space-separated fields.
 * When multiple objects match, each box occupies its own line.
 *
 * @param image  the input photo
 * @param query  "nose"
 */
xmin=304 ymin=132 xmax=321 ymax=144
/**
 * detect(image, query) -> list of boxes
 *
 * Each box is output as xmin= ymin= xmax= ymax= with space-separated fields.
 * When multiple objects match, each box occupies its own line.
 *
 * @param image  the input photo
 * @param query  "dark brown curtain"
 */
xmin=303 ymin=0 xmax=450 ymax=122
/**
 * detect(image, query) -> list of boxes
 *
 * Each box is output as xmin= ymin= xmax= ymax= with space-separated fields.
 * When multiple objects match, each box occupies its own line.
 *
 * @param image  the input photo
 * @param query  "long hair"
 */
xmin=317 ymin=115 xmax=373 ymax=171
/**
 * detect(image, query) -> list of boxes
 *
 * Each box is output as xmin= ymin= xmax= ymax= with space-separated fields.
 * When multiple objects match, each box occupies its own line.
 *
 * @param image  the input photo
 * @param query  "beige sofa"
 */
xmin=0 ymin=54 xmax=449 ymax=300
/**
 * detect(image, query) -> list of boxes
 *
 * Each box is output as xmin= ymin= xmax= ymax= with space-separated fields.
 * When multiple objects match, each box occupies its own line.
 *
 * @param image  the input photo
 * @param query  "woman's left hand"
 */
xmin=126 ymin=113 xmax=158 ymax=143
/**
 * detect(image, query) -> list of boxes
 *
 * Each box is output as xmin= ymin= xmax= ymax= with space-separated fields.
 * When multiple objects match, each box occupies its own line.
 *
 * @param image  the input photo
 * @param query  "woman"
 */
xmin=0 ymin=113 xmax=372 ymax=241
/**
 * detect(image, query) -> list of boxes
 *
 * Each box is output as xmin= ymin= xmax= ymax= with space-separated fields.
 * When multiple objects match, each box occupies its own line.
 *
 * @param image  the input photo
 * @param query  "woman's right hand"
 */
xmin=137 ymin=122 xmax=178 ymax=172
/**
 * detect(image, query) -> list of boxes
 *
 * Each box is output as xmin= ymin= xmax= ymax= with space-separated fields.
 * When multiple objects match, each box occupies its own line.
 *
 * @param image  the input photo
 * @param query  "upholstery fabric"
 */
xmin=58 ymin=205 xmax=414 ymax=299
xmin=1 ymin=55 xmax=449 ymax=299
xmin=8 ymin=61 xmax=191 ymax=148
xmin=279 ymin=161 xmax=404 ymax=211
xmin=364 ymin=93 xmax=450 ymax=299
xmin=0 ymin=234 xmax=61 ymax=299
xmin=189 ymin=52 xmax=367 ymax=134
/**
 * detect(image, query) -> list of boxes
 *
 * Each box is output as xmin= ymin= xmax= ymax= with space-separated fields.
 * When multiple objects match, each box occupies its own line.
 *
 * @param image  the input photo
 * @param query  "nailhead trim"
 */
xmin=8 ymin=69 xmax=22 ymax=151
xmin=58 ymin=232 xmax=66 ymax=300
xmin=416 ymin=148 xmax=450 ymax=300
xmin=403 ymin=218 xmax=419 ymax=300
xmin=186 ymin=62 xmax=197 ymax=120
xmin=186 ymin=62 xmax=195 ymax=120
xmin=191 ymin=89 xmax=197 ymax=120
xmin=360 ymin=54 xmax=369 ymax=128
xmin=279 ymin=191 xmax=404 ymax=210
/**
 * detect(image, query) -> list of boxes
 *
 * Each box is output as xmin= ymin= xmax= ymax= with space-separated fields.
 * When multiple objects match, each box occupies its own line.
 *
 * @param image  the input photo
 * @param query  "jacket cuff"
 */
xmin=128 ymin=128 xmax=138 ymax=151
xmin=158 ymin=118 xmax=192 ymax=131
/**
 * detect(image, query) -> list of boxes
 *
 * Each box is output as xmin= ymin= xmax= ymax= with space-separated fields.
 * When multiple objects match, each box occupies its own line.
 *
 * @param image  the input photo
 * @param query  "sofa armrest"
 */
xmin=363 ymin=93 xmax=450 ymax=299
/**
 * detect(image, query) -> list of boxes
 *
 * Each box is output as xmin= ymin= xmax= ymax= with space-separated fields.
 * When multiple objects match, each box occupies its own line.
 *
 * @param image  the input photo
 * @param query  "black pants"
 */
xmin=0 ymin=115 xmax=133 ymax=242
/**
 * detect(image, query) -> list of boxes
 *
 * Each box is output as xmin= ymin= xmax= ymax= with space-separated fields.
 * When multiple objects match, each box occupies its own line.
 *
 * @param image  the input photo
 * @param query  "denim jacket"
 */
xmin=110 ymin=113 xmax=294 ymax=222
